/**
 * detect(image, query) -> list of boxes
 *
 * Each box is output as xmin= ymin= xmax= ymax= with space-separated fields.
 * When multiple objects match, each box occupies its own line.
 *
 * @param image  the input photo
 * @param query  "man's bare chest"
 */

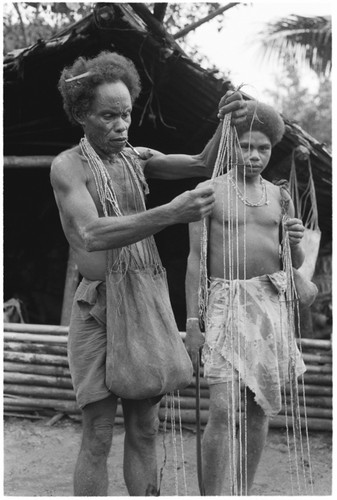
xmin=212 ymin=184 xmax=282 ymax=229
xmin=85 ymin=157 xmax=144 ymax=216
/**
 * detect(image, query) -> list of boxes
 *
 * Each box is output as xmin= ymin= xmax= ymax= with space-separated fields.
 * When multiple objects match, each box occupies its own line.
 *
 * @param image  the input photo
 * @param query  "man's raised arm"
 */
xmin=143 ymin=91 xmax=247 ymax=180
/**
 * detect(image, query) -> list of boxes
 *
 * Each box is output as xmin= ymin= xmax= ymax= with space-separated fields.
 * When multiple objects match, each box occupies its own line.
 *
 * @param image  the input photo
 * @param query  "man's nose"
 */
xmin=115 ymin=117 xmax=128 ymax=132
xmin=249 ymin=148 xmax=260 ymax=159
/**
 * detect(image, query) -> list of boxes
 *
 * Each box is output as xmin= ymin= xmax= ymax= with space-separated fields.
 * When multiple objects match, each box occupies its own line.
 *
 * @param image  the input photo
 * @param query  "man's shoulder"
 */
xmin=52 ymin=145 xmax=81 ymax=168
xmin=50 ymin=145 xmax=85 ymax=187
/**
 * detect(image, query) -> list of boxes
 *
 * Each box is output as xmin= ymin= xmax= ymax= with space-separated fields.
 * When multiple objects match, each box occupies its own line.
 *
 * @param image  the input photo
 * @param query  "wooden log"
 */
xmin=160 ymin=396 xmax=209 ymax=410
xmin=157 ymin=408 xmax=332 ymax=431
xmin=297 ymin=338 xmax=332 ymax=350
xmin=302 ymin=353 xmax=332 ymax=364
xmin=4 ymin=384 xmax=76 ymax=400
xmin=161 ymin=394 xmax=332 ymax=419
xmin=300 ymin=373 xmax=332 ymax=386
xmin=4 ymin=323 xmax=69 ymax=335
xmin=304 ymin=364 xmax=332 ymax=374
xmin=3 ymin=396 xmax=80 ymax=413
xmin=4 ymin=341 xmax=68 ymax=356
xmin=4 ymin=155 xmax=54 ymax=168
xmin=293 ymin=395 xmax=332 ymax=408
xmin=179 ymin=387 xmax=210 ymax=398
xmin=4 ymin=362 xmax=71 ymax=377
xmin=4 ymin=351 xmax=69 ymax=367
xmin=4 ymin=332 xmax=68 ymax=344
xmin=4 ymin=372 xmax=74 ymax=389
xmin=269 ymin=416 xmax=332 ymax=431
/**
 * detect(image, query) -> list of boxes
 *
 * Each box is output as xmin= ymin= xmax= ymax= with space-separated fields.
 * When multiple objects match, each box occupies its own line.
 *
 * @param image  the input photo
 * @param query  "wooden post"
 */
xmin=60 ymin=247 xmax=79 ymax=326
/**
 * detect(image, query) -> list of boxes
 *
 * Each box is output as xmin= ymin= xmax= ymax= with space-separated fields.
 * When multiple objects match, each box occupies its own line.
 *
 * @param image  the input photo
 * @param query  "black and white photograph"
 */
xmin=3 ymin=1 xmax=332 ymax=496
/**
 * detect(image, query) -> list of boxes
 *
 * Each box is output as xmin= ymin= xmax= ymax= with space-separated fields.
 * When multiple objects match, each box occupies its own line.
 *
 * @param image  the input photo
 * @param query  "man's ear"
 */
xmin=73 ymin=110 xmax=86 ymax=126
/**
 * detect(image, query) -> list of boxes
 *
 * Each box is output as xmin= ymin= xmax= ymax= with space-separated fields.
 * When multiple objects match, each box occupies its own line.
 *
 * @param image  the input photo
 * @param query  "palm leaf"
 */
xmin=258 ymin=15 xmax=331 ymax=77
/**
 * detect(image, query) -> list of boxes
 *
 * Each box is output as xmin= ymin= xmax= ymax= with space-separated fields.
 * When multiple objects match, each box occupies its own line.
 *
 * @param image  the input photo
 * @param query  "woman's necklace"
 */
xmin=228 ymin=173 xmax=270 ymax=207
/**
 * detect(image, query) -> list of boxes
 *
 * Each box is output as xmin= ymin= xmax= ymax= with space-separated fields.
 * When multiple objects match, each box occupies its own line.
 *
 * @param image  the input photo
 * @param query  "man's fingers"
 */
xmin=193 ymin=185 xmax=214 ymax=197
xmin=218 ymin=91 xmax=246 ymax=117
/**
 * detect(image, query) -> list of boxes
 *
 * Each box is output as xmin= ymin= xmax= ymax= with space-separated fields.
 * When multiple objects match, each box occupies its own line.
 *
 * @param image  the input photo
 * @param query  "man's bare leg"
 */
xmin=73 ymin=394 xmax=118 ymax=496
xmin=122 ymin=398 xmax=160 ymax=496
xmin=237 ymin=388 xmax=269 ymax=495
xmin=202 ymin=381 xmax=239 ymax=495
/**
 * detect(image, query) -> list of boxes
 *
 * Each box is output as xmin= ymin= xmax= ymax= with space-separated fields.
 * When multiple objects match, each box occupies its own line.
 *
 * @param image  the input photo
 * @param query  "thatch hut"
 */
xmin=4 ymin=3 xmax=332 ymax=333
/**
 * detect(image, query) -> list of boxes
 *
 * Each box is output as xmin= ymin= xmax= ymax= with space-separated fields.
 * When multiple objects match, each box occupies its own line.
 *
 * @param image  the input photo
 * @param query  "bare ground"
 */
xmin=3 ymin=416 xmax=333 ymax=496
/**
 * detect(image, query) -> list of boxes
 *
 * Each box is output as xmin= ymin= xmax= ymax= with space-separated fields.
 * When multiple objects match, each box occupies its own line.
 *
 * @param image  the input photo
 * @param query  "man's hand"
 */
xmin=168 ymin=182 xmax=215 ymax=224
xmin=185 ymin=318 xmax=205 ymax=368
xmin=218 ymin=90 xmax=247 ymax=126
xmin=284 ymin=218 xmax=305 ymax=246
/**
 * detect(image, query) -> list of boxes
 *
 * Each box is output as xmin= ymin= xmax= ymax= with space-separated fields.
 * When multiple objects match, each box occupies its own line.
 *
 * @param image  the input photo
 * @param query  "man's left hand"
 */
xmin=218 ymin=90 xmax=247 ymax=125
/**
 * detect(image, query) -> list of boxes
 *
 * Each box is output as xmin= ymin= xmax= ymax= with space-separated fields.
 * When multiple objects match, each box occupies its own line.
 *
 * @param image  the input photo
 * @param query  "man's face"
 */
xmin=237 ymin=130 xmax=272 ymax=178
xmin=81 ymin=81 xmax=132 ymax=157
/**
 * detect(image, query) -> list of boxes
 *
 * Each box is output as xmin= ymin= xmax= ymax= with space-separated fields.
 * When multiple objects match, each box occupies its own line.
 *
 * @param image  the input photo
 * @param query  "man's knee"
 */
xmin=124 ymin=403 xmax=159 ymax=443
xmin=81 ymin=400 xmax=116 ymax=458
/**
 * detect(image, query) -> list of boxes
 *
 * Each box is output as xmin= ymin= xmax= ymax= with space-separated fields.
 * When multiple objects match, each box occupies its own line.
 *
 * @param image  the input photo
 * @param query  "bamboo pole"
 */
xmin=157 ymin=408 xmax=332 ymax=431
xmin=4 ymin=332 xmax=68 ymax=344
xmin=4 ymin=155 xmax=54 ymax=168
xmin=4 ymin=351 xmax=69 ymax=366
xmin=297 ymin=338 xmax=331 ymax=350
xmin=4 ymin=372 xmax=74 ymax=389
xmin=4 ymin=323 xmax=69 ymax=335
xmin=4 ymin=341 xmax=68 ymax=356
xmin=3 ymin=396 xmax=79 ymax=413
xmin=161 ymin=396 xmax=332 ymax=419
xmin=4 ymin=362 xmax=71 ymax=377
xmin=302 ymin=353 xmax=332 ymax=364
xmin=4 ymin=384 xmax=76 ymax=400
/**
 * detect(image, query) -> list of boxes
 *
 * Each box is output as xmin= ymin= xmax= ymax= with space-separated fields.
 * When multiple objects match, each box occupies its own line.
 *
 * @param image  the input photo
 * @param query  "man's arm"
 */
xmin=143 ymin=91 xmax=247 ymax=181
xmin=185 ymin=217 xmax=208 ymax=367
xmin=50 ymin=153 xmax=215 ymax=252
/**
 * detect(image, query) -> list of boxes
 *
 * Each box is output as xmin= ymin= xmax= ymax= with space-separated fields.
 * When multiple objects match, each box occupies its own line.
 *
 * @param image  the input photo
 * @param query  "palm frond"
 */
xmin=258 ymin=15 xmax=331 ymax=77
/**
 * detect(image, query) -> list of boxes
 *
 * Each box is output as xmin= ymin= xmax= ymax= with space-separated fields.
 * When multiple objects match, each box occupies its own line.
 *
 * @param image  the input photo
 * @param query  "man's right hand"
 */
xmin=168 ymin=183 xmax=215 ymax=224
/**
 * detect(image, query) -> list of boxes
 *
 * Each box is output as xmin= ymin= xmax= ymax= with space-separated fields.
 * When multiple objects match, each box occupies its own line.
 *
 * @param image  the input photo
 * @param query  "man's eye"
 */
xmin=122 ymin=112 xmax=131 ymax=119
xmin=240 ymin=144 xmax=249 ymax=150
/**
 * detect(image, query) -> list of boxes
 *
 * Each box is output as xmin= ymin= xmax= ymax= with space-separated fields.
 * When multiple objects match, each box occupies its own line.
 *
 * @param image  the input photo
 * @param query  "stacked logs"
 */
xmin=3 ymin=323 xmax=332 ymax=431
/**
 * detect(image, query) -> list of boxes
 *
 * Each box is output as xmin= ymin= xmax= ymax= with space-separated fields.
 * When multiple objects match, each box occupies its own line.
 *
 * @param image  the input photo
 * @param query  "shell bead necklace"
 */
xmin=228 ymin=173 xmax=270 ymax=207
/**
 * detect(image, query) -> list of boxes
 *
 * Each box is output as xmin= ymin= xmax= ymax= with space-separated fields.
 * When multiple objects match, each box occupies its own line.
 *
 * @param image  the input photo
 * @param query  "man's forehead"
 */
xmin=239 ymin=130 xmax=271 ymax=144
xmin=92 ymin=82 xmax=132 ymax=107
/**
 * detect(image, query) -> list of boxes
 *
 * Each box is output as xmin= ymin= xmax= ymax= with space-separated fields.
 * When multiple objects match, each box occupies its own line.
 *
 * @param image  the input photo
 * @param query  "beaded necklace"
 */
xmin=228 ymin=172 xmax=270 ymax=207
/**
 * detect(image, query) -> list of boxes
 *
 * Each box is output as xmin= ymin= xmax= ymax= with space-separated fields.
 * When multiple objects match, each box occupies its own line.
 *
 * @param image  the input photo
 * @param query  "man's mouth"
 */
xmin=112 ymin=137 xmax=127 ymax=144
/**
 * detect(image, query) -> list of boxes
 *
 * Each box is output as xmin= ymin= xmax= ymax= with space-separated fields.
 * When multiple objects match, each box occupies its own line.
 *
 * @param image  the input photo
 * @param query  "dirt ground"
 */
xmin=3 ymin=415 xmax=333 ymax=496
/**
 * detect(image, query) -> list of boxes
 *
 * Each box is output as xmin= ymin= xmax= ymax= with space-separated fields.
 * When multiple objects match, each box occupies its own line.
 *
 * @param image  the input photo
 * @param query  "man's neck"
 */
xmin=83 ymin=136 xmax=123 ymax=163
xmin=230 ymin=169 xmax=262 ymax=186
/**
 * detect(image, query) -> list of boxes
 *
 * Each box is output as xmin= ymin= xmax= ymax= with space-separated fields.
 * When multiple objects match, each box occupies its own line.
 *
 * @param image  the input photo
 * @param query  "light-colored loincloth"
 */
xmin=202 ymin=271 xmax=306 ymax=416
xmin=68 ymin=278 xmax=110 ymax=409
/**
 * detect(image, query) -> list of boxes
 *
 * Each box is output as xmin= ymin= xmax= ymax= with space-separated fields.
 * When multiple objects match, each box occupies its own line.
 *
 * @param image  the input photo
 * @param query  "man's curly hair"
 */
xmin=235 ymin=100 xmax=285 ymax=147
xmin=58 ymin=51 xmax=142 ymax=126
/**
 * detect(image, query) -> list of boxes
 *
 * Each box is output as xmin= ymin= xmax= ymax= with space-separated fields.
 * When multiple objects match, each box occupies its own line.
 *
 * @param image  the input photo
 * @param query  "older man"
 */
xmin=50 ymin=50 xmax=246 ymax=496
